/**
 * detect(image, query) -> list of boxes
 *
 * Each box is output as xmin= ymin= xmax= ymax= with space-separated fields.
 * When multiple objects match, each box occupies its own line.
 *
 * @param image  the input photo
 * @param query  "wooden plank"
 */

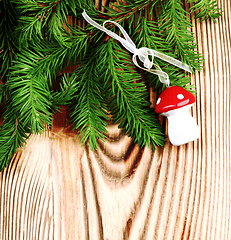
xmin=0 ymin=0 xmax=230 ymax=239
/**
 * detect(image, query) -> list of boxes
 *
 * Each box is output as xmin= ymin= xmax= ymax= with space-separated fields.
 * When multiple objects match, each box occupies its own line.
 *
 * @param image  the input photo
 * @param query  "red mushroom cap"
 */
xmin=155 ymin=86 xmax=196 ymax=114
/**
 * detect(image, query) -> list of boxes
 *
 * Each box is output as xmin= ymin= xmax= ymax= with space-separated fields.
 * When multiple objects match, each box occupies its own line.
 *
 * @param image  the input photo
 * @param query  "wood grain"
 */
xmin=0 ymin=0 xmax=231 ymax=239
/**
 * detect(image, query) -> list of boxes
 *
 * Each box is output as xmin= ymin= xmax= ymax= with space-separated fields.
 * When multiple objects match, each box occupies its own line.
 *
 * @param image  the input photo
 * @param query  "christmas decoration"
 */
xmin=0 ymin=0 xmax=222 ymax=171
xmin=83 ymin=11 xmax=199 ymax=146
xmin=155 ymin=86 xmax=199 ymax=145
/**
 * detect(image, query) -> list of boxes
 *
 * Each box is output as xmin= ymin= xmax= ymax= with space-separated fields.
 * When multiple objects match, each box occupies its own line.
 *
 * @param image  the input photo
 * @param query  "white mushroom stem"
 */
xmin=162 ymin=104 xmax=200 ymax=146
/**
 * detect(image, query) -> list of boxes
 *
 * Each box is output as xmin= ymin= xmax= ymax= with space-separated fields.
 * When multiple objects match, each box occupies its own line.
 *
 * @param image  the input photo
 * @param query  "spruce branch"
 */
xmin=188 ymin=0 xmax=222 ymax=22
xmin=52 ymin=73 xmax=79 ymax=107
xmin=102 ymin=40 xmax=165 ymax=149
xmin=0 ymin=83 xmax=7 ymax=104
xmin=32 ymin=26 xmax=88 ymax=85
xmin=12 ymin=0 xmax=81 ymax=48
xmin=0 ymin=0 xmax=19 ymax=78
xmin=69 ymin=46 xmax=109 ymax=150
xmin=0 ymin=100 xmax=29 ymax=171
xmin=9 ymin=49 xmax=53 ymax=133
xmin=158 ymin=0 xmax=203 ymax=71
xmin=103 ymin=0 xmax=157 ymax=20
xmin=132 ymin=18 xmax=171 ymax=51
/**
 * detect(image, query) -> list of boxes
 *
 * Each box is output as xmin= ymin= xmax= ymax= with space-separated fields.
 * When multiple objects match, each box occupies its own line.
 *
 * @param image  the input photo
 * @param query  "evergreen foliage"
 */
xmin=187 ymin=0 xmax=222 ymax=22
xmin=69 ymin=45 xmax=109 ymax=150
xmin=103 ymin=40 xmax=165 ymax=148
xmin=0 ymin=0 xmax=221 ymax=171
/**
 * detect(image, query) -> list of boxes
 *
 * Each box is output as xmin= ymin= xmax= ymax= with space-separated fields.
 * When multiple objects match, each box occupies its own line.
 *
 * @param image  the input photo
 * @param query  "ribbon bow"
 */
xmin=82 ymin=10 xmax=192 ymax=86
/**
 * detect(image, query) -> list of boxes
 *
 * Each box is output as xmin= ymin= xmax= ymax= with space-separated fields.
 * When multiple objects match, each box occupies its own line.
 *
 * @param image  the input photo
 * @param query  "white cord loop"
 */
xmin=82 ymin=10 xmax=192 ymax=87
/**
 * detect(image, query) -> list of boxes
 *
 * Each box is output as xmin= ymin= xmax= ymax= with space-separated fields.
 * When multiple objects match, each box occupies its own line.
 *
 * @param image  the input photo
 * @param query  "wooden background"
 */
xmin=0 ymin=0 xmax=231 ymax=239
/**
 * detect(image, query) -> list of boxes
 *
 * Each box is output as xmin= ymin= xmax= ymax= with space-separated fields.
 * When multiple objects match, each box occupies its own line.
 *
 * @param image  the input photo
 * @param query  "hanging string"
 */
xmin=82 ymin=10 xmax=192 ymax=87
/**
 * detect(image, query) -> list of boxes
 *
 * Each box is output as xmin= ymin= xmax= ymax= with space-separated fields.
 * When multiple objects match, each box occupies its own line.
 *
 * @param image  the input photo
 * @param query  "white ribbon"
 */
xmin=82 ymin=10 xmax=192 ymax=86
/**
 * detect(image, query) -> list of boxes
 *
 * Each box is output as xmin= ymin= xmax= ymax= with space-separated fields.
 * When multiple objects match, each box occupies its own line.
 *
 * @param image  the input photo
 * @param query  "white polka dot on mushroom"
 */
xmin=156 ymin=98 xmax=161 ymax=105
xmin=177 ymin=94 xmax=184 ymax=100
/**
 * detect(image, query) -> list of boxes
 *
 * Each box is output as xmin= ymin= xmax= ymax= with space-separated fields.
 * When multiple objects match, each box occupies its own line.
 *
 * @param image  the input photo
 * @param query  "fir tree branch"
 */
xmin=102 ymin=39 xmax=165 ymax=149
xmin=132 ymin=17 xmax=170 ymax=50
xmin=69 ymin=46 xmax=109 ymax=150
xmin=188 ymin=0 xmax=222 ymax=22
xmin=0 ymin=83 xmax=7 ymax=104
xmin=0 ymin=0 xmax=19 ymax=78
xmin=158 ymin=0 xmax=203 ymax=71
xmin=102 ymin=0 xmax=157 ymax=20
xmin=9 ymin=49 xmax=53 ymax=134
xmin=52 ymin=73 xmax=79 ymax=107
xmin=33 ymin=25 xmax=88 ymax=85
xmin=12 ymin=0 xmax=81 ymax=48
xmin=0 ymin=100 xmax=29 ymax=171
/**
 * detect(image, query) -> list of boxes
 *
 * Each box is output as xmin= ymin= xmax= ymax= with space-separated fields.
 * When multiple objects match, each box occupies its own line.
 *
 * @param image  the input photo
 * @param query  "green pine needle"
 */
xmin=69 ymin=47 xmax=109 ymax=150
xmin=102 ymin=40 xmax=165 ymax=149
xmin=52 ymin=73 xmax=79 ymax=107
xmin=9 ymin=49 xmax=53 ymax=133
xmin=188 ymin=0 xmax=222 ymax=22
xmin=0 ymin=0 xmax=19 ymax=78
xmin=0 ymin=101 xmax=29 ymax=171
xmin=159 ymin=0 xmax=204 ymax=71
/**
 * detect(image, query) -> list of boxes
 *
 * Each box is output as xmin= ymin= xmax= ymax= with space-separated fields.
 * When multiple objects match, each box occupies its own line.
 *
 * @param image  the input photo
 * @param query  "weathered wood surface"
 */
xmin=0 ymin=1 xmax=231 ymax=239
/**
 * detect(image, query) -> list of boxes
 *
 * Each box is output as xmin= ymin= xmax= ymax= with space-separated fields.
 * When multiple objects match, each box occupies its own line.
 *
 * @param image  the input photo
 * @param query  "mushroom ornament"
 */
xmin=155 ymin=86 xmax=200 ymax=146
